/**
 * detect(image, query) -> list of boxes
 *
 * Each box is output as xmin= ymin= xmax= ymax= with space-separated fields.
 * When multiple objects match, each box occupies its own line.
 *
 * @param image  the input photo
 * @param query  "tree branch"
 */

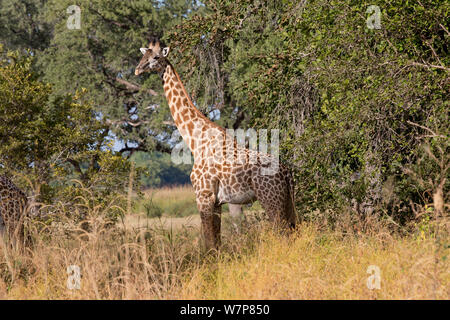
xmin=67 ymin=158 xmax=88 ymax=182
xmin=410 ymin=62 xmax=449 ymax=72
xmin=406 ymin=121 xmax=447 ymax=139
xmin=106 ymin=119 xmax=152 ymax=127
xmin=115 ymin=77 xmax=158 ymax=96
xmin=67 ymin=158 xmax=83 ymax=175
xmin=118 ymin=140 xmax=172 ymax=154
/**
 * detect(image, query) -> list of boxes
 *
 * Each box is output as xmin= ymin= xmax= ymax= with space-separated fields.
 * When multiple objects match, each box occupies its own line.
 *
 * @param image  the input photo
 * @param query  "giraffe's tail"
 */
xmin=285 ymin=169 xmax=297 ymax=228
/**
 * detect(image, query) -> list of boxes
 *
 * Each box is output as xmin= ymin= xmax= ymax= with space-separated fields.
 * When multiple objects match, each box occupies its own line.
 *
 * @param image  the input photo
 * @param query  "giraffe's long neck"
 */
xmin=162 ymin=63 xmax=223 ymax=156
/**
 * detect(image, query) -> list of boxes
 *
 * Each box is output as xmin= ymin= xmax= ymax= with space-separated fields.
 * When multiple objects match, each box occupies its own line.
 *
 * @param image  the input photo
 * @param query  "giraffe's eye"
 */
xmin=154 ymin=56 xmax=160 ymax=60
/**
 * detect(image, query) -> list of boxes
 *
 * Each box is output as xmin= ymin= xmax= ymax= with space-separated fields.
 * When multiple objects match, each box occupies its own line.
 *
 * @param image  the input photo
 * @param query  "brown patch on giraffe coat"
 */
xmin=181 ymin=108 xmax=190 ymax=121
xmin=186 ymin=122 xmax=194 ymax=136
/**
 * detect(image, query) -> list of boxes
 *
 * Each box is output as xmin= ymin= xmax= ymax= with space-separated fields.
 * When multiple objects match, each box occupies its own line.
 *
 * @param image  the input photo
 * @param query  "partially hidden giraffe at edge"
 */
xmin=0 ymin=175 xmax=28 ymax=240
xmin=135 ymin=38 xmax=296 ymax=250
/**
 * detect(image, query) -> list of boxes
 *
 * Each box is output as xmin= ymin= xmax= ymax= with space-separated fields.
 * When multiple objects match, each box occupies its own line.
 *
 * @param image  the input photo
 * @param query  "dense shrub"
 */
xmin=170 ymin=0 xmax=448 ymax=223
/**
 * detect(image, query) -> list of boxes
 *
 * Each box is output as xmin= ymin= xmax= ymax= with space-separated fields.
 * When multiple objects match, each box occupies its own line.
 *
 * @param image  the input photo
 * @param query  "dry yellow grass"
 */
xmin=142 ymin=185 xmax=196 ymax=204
xmin=135 ymin=185 xmax=198 ymax=217
xmin=0 ymin=185 xmax=448 ymax=300
xmin=0 ymin=214 xmax=448 ymax=299
xmin=181 ymin=225 xmax=449 ymax=299
xmin=123 ymin=213 xmax=201 ymax=231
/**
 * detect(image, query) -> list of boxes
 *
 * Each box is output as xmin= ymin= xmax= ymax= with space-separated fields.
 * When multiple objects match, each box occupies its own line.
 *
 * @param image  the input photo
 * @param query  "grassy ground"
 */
xmin=0 ymin=186 xmax=448 ymax=300
xmin=180 ymin=227 xmax=449 ymax=299
xmin=134 ymin=185 xmax=198 ymax=218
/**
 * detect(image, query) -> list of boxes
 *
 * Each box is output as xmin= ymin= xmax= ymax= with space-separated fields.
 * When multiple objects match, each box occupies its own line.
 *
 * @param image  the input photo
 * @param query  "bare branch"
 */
xmin=105 ymin=119 xmax=151 ymax=127
xmin=118 ymin=141 xmax=171 ymax=154
xmin=163 ymin=120 xmax=175 ymax=126
xmin=410 ymin=62 xmax=450 ymax=72
xmin=439 ymin=23 xmax=450 ymax=36
xmin=115 ymin=77 xmax=158 ymax=96
xmin=406 ymin=120 xmax=447 ymax=139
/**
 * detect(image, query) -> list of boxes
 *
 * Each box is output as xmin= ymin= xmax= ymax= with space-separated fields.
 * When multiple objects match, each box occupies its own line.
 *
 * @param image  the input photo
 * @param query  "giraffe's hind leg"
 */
xmin=252 ymin=172 xmax=295 ymax=228
xmin=0 ymin=216 xmax=4 ymax=238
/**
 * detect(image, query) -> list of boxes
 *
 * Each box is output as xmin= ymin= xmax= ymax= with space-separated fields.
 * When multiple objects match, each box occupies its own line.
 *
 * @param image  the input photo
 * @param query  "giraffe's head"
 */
xmin=135 ymin=38 xmax=170 ymax=76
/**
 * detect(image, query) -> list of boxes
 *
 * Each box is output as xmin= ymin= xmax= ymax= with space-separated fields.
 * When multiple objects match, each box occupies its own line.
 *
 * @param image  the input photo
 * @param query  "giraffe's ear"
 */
xmin=162 ymin=47 xmax=170 ymax=57
xmin=140 ymin=47 xmax=148 ymax=55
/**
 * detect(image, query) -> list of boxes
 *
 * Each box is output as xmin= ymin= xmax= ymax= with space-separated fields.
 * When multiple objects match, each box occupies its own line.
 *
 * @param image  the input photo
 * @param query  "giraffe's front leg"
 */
xmin=196 ymin=191 xmax=221 ymax=251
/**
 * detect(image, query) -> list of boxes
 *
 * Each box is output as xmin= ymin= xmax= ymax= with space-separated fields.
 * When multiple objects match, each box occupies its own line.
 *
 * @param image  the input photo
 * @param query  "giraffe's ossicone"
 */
xmin=0 ymin=175 xmax=28 ymax=240
xmin=135 ymin=38 xmax=297 ymax=250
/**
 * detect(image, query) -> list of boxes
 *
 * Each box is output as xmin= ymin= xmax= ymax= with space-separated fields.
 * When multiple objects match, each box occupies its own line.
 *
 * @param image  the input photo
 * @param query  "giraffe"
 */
xmin=135 ymin=38 xmax=296 ymax=250
xmin=0 ymin=175 xmax=28 ymax=241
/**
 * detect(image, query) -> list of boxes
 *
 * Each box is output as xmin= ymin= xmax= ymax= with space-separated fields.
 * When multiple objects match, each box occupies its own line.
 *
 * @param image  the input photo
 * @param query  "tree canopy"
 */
xmin=0 ymin=46 xmax=131 ymax=214
xmin=167 ymin=0 xmax=448 ymax=221
xmin=0 ymin=0 xmax=447 ymax=223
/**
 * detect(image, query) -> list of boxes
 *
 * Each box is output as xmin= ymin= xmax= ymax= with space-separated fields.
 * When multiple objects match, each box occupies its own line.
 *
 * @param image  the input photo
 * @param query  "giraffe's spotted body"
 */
xmin=136 ymin=38 xmax=296 ymax=250
xmin=0 ymin=175 xmax=27 ymax=237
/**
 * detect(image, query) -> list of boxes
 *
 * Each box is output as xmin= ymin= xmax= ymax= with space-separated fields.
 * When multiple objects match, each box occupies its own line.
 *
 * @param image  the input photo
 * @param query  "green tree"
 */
xmin=0 ymin=0 xmax=203 ymax=189
xmin=0 ymin=47 xmax=132 ymax=217
xmin=2 ymin=0 xmax=447 ymax=221
xmin=170 ymin=0 xmax=449 ymax=222
xmin=0 ymin=0 xmax=52 ymax=52
xmin=38 ymin=0 xmax=204 ymax=155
